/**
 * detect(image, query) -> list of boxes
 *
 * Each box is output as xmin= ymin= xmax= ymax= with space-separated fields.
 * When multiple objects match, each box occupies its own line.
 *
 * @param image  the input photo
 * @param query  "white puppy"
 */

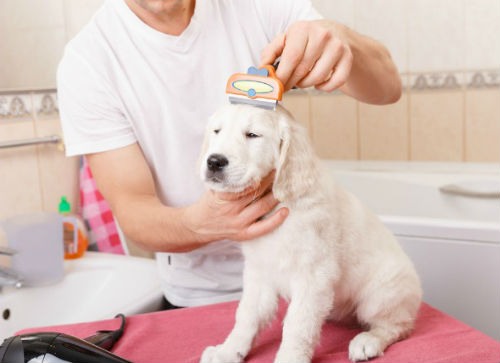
xmin=199 ymin=104 xmax=422 ymax=363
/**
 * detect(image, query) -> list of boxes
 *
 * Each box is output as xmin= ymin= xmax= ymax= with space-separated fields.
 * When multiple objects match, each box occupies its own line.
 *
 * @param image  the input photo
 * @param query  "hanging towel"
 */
xmin=79 ymin=156 xmax=125 ymax=255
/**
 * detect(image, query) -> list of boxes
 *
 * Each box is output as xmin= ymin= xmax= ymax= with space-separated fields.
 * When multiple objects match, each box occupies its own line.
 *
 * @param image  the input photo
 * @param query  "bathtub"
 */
xmin=322 ymin=160 xmax=500 ymax=340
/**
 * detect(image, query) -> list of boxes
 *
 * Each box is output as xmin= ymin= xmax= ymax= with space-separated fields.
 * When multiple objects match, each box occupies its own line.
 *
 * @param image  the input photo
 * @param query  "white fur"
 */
xmin=199 ymin=104 xmax=422 ymax=363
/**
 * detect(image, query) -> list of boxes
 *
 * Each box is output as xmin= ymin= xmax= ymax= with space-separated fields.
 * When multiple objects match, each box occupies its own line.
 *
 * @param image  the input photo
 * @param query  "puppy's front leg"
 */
xmin=200 ymin=274 xmax=278 ymax=363
xmin=274 ymin=284 xmax=334 ymax=363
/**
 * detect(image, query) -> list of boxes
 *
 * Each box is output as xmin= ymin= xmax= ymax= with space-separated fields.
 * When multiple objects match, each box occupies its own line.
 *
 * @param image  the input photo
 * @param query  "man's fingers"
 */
xmin=216 ymin=171 xmax=276 ymax=202
xmin=240 ymin=191 xmax=279 ymax=222
xmin=200 ymin=171 xmax=283 ymax=241
xmin=283 ymin=39 xmax=319 ymax=91
xmin=260 ymin=33 xmax=286 ymax=67
xmin=235 ymin=207 xmax=289 ymax=241
xmin=315 ymin=46 xmax=353 ymax=92
xmin=276 ymin=42 xmax=308 ymax=90
xmin=260 ymin=20 xmax=354 ymax=93
xmin=253 ymin=171 xmax=276 ymax=195
xmin=284 ymin=24 xmax=334 ymax=90
xmin=296 ymin=38 xmax=343 ymax=89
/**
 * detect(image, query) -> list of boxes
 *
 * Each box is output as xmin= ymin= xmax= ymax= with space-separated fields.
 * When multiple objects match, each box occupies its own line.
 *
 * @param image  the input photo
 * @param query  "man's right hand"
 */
xmin=88 ymin=143 xmax=288 ymax=253
xmin=182 ymin=171 xmax=289 ymax=243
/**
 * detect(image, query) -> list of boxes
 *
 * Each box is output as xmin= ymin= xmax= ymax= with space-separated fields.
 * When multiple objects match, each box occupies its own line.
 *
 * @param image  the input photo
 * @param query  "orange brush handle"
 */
xmin=226 ymin=65 xmax=284 ymax=101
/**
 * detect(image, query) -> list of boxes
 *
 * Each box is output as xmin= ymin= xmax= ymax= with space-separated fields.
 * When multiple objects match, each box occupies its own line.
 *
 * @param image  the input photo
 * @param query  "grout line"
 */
xmin=30 ymin=97 xmax=46 ymax=211
xmin=406 ymin=75 xmax=412 ymax=161
xmin=307 ymin=92 xmax=313 ymax=140
xmin=356 ymin=100 xmax=360 ymax=160
xmin=462 ymin=75 xmax=467 ymax=162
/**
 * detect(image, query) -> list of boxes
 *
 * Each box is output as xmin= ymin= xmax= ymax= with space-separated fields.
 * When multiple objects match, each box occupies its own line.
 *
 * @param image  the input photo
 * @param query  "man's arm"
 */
xmin=261 ymin=20 xmax=402 ymax=105
xmin=87 ymin=143 xmax=288 ymax=253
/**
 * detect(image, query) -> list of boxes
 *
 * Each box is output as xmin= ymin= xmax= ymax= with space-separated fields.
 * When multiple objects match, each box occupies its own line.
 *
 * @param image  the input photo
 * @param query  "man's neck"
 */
xmin=125 ymin=0 xmax=195 ymax=36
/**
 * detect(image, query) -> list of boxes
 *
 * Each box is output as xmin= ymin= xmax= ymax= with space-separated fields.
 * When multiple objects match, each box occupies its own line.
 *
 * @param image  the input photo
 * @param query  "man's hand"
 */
xmin=261 ymin=20 xmax=353 ymax=93
xmin=260 ymin=19 xmax=402 ymax=105
xmin=182 ymin=172 xmax=289 ymax=243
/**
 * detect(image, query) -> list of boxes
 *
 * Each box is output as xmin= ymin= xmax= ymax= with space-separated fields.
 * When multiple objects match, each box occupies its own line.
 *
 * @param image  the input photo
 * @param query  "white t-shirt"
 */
xmin=57 ymin=0 xmax=321 ymax=307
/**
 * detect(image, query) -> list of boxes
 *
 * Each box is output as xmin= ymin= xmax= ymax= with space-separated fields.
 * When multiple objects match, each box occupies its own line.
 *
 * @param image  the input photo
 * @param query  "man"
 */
xmin=57 ymin=0 xmax=401 ymax=308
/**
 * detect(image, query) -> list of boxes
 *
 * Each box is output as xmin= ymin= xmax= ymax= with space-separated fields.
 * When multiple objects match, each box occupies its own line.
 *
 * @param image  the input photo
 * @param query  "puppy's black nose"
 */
xmin=207 ymin=154 xmax=229 ymax=172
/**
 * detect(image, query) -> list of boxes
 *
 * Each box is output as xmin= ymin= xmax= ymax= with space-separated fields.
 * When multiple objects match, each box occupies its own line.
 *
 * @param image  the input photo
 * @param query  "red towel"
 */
xmin=79 ymin=157 xmax=125 ymax=255
xmin=18 ymin=301 xmax=500 ymax=363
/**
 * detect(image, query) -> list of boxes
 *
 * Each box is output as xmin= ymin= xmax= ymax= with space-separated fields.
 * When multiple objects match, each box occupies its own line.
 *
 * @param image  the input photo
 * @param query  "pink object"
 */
xmin=18 ymin=301 xmax=500 ymax=363
xmin=79 ymin=156 xmax=125 ymax=255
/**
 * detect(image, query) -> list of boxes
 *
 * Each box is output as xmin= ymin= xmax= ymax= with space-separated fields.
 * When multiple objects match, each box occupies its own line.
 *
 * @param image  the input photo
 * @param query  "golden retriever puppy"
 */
xmin=199 ymin=104 xmax=422 ymax=363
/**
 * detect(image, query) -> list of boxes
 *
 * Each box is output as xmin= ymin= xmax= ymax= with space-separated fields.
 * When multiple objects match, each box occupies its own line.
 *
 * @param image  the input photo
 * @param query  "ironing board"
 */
xmin=18 ymin=301 xmax=500 ymax=363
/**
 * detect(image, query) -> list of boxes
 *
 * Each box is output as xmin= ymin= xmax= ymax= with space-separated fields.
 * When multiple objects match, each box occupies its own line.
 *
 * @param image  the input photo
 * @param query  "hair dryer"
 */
xmin=0 ymin=314 xmax=132 ymax=363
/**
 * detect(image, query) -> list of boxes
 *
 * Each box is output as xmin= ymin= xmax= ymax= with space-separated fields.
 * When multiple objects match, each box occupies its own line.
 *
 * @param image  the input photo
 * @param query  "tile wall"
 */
xmin=282 ymin=0 xmax=500 ymax=162
xmin=0 ymin=0 xmax=101 ymax=219
xmin=0 ymin=91 xmax=79 ymax=220
xmin=283 ymin=69 xmax=500 ymax=162
xmin=0 ymin=0 xmax=499 ymax=220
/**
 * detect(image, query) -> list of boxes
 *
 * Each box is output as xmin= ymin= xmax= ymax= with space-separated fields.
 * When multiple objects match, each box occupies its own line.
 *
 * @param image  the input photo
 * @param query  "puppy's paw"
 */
xmin=348 ymin=332 xmax=383 ymax=362
xmin=200 ymin=345 xmax=245 ymax=363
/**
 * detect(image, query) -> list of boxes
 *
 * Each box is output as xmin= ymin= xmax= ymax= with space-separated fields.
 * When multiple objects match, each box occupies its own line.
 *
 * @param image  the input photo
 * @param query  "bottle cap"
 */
xmin=58 ymin=196 xmax=71 ymax=214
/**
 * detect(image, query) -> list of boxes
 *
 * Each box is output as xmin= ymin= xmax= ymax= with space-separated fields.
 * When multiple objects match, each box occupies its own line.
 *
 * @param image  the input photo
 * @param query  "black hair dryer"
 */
xmin=0 ymin=314 xmax=133 ymax=363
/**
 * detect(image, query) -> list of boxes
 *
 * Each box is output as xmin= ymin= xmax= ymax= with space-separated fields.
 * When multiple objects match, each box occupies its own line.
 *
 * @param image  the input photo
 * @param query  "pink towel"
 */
xmin=79 ymin=157 xmax=125 ymax=255
xmin=18 ymin=302 xmax=500 ymax=363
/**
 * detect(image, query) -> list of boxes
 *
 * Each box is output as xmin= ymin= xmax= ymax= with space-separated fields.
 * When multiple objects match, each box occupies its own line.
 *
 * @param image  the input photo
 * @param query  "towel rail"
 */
xmin=439 ymin=183 xmax=500 ymax=199
xmin=0 ymin=135 xmax=62 ymax=150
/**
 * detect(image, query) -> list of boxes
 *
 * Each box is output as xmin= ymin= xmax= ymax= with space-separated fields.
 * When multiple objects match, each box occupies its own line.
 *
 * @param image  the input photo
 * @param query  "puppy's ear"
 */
xmin=273 ymin=109 xmax=319 ymax=202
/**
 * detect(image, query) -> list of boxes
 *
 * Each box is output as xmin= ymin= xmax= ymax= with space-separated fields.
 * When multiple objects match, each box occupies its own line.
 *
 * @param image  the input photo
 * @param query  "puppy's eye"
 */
xmin=213 ymin=129 xmax=220 ymax=134
xmin=246 ymin=132 xmax=261 ymax=139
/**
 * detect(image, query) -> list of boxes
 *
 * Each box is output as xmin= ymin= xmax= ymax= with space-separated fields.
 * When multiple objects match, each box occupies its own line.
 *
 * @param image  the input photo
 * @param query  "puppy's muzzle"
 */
xmin=206 ymin=153 xmax=229 ymax=183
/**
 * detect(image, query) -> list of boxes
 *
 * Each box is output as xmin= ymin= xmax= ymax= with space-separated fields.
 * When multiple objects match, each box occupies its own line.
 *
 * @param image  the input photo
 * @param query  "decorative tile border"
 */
xmin=465 ymin=70 xmax=500 ymax=89
xmin=408 ymin=70 xmax=500 ymax=91
xmin=33 ymin=92 xmax=59 ymax=116
xmin=0 ymin=89 xmax=58 ymax=119
xmin=290 ymin=69 xmax=500 ymax=95
xmin=0 ymin=71 xmax=498 ymax=117
xmin=410 ymin=72 xmax=462 ymax=91
xmin=0 ymin=93 xmax=32 ymax=118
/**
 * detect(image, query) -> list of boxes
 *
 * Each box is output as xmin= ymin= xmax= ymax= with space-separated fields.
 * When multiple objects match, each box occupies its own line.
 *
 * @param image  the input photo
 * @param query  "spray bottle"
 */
xmin=58 ymin=196 xmax=89 ymax=259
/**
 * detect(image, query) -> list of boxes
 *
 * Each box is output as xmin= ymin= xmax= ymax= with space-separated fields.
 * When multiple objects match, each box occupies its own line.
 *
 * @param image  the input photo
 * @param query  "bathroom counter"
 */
xmin=18 ymin=300 xmax=500 ymax=363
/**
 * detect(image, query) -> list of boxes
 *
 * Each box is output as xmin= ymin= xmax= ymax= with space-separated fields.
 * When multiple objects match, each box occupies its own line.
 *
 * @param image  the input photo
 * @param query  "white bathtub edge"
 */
xmin=381 ymin=215 xmax=500 ymax=244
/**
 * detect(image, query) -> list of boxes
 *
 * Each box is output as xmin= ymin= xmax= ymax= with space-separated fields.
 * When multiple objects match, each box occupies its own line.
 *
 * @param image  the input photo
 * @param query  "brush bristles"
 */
xmin=228 ymin=95 xmax=278 ymax=110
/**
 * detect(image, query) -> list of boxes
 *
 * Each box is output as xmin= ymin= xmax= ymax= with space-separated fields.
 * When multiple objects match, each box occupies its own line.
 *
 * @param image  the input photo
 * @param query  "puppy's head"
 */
xmin=200 ymin=104 xmax=282 ymax=193
xmin=200 ymin=104 xmax=318 ymax=201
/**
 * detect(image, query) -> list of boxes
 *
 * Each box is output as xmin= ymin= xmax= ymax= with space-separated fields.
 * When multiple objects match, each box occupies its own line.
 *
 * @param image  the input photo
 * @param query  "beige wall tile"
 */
xmin=465 ymin=0 xmax=500 ymax=70
xmin=34 ymin=118 xmax=79 ymax=213
xmin=63 ymin=0 xmax=105 ymax=41
xmin=359 ymin=93 xmax=409 ymax=160
xmin=408 ymin=0 xmax=465 ymax=72
xmin=354 ymin=0 xmax=408 ymax=74
xmin=281 ymin=91 xmax=310 ymax=132
xmin=0 ymin=0 xmax=64 ymax=30
xmin=465 ymin=89 xmax=500 ymax=162
xmin=0 ymin=120 xmax=43 ymax=219
xmin=0 ymin=27 xmax=66 ymax=90
xmin=310 ymin=93 xmax=358 ymax=159
xmin=0 ymin=0 xmax=65 ymax=90
xmin=312 ymin=0 xmax=355 ymax=28
xmin=410 ymin=90 xmax=464 ymax=161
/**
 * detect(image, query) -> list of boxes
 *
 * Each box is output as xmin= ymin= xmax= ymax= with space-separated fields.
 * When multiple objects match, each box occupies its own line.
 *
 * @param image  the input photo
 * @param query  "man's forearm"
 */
xmin=337 ymin=23 xmax=402 ymax=105
xmin=111 ymin=182 xmax=288 ymax=254
xmin=112 ymin=194 xmax=204 ymax=253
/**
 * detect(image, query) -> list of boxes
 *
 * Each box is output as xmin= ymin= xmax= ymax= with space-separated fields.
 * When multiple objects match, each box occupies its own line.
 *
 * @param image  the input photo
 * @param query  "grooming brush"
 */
xmin=226 ymin=65 xmax=284 ymax=110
